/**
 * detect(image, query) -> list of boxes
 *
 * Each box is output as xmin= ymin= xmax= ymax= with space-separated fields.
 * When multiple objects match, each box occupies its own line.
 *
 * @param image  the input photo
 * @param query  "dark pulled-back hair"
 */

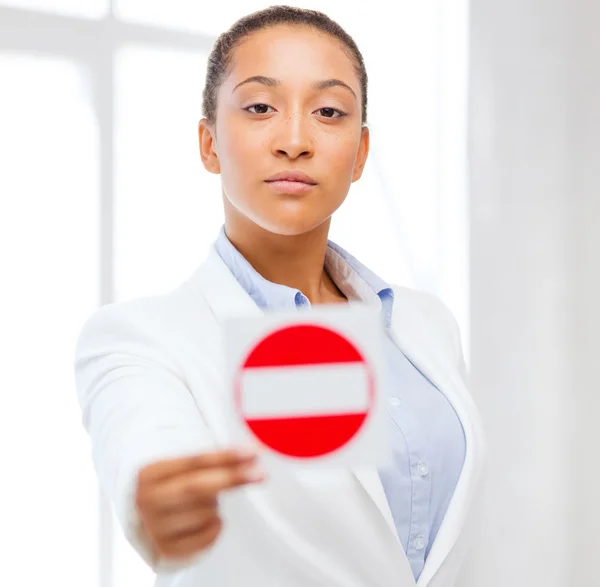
xmin=201 ymin=5 xmax=368 ymax=125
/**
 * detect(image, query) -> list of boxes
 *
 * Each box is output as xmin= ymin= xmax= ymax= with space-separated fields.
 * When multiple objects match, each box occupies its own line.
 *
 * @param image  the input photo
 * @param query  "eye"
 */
xmin=316 ymin=107 xmax=345 ymax=119
xmin=245 ymin=104 xmax=274 ymax=115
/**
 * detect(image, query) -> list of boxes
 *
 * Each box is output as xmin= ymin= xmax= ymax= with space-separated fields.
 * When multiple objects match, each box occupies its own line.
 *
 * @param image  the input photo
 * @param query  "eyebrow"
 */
xmin=232 ymin=76 xmax=357 ymax=99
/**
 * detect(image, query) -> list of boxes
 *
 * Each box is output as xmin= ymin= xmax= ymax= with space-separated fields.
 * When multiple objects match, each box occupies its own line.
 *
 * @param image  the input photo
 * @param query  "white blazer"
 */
xmin=74 ymin=245 xmax=487 ymax=587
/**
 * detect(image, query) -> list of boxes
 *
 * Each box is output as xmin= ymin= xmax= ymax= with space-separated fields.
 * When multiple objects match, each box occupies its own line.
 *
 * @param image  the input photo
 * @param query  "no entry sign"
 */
xmin=233 ymin=323 xmax=375 ymax=458
xmin=225 ymin=305 xmax=389 ymax=468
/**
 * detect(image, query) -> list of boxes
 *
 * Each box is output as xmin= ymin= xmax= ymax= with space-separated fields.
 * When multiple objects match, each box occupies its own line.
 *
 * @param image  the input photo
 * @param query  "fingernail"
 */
xmin=245 ymin=466 xmax=266 ymax=482
xmin=236 ymin=446 xmax=257 ymax=459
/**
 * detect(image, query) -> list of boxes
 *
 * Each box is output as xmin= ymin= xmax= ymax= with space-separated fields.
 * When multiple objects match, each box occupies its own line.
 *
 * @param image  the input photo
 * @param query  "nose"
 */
xmin=271 ymin=110 xmax=314 ymax=160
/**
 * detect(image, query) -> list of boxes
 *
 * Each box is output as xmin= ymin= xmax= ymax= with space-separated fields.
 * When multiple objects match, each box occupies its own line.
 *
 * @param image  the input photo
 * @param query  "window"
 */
xmin=0 ymin=53 xmax=100 ymax=586
xmin=114 ymin=46 xmax=217 ymax=301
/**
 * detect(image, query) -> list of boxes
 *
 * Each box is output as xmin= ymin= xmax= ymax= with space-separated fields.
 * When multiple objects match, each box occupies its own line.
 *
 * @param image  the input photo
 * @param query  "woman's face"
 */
xmin=199 ymin=25 xmax=369 ymax=236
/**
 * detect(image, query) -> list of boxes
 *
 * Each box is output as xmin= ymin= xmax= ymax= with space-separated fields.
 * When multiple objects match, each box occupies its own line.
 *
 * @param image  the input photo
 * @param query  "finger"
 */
xmin=152 ymin=506 xmax=218 ymax=541
xmin=140 ymin=448 xmax=258 ymax=483
xmin=191 ymin=448 xmax=259 ymax=470
xmin=146 ymin=493 xmax=218 ymax=517
xmin=144 ymin=462 xmax=265 ymax=512
xmin=156 ymin=516 xmax=223 ymax=560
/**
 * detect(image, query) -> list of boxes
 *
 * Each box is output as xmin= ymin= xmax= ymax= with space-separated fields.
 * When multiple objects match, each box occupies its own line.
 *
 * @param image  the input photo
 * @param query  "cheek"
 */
xmin=218 ymin=129 xmax=262 ymax=183
xmin=323 ymin=134 xmax=361 ymax=178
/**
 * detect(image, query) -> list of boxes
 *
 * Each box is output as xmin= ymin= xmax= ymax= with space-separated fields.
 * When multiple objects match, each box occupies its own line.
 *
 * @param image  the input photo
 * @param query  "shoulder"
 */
xmin=391 ymin=285 xmax=459 ymax=328
xmin=390 ymin=284 xmax=465 ymax=367
xmin=74 ymin=280 xmax=214 ymax=365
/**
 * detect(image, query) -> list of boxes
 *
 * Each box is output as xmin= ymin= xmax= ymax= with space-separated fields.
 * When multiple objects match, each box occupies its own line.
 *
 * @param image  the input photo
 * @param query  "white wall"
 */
xmin=462 ymin=0 xmax=600 ymax=585
xmin=568 ymin=2 xmax=600 ymax=582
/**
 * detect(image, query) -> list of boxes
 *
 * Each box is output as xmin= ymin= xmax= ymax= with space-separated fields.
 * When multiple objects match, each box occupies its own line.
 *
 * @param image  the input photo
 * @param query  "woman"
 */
xmin=75 ymin=6 xmax=486 ymax=587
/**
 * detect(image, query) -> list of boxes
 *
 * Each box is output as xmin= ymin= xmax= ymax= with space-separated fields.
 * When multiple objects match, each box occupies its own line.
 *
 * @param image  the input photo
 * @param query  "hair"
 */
xmin=201 ymin=5 xmax=368 ymax=126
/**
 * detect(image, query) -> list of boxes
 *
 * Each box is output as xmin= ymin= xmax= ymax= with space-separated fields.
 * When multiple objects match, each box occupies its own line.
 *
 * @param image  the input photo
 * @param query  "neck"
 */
xmin=223 ymin=199 xmax=345 ymax=305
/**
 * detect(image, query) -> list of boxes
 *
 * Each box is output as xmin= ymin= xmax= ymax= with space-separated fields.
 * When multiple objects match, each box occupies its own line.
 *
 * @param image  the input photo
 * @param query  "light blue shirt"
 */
xmin=215 ymin=227 xmax=466 ymax=581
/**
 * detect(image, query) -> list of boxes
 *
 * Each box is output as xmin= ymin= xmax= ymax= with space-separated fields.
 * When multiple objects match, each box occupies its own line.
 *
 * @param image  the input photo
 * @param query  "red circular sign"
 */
xmin=234 ymin=323 xmax=375 ymax=458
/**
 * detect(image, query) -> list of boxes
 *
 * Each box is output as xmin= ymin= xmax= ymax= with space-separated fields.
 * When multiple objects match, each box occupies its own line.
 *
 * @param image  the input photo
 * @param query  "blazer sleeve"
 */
xmin=73 ymin=302 xmax=213 ymax=573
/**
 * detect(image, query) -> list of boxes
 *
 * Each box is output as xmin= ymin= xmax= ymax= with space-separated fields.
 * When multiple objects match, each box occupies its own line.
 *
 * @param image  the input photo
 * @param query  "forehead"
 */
xmin=225 ymin=25 xmax=358 ymax=88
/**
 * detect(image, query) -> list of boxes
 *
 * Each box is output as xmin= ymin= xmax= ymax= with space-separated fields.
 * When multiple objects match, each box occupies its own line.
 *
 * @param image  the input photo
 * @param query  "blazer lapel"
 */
xmin=385 ymin=295 xmax=482 ymax=587
xmin=348 ymin=308 xmax=477 ymax=585
xmin=351 ymin=467 xmax=398 ymax=538
xmin=188 ymin=246 xmax=262 ymax=321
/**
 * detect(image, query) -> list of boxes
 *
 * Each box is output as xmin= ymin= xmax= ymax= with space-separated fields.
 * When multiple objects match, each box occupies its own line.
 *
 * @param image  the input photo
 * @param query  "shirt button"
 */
xmin=389 ymin=397 xmax=401 ymax=407
xmin=417 ymin=461 xmax=429 ymax=477
xmin=413 ymin=536 xmax=426 ymax=551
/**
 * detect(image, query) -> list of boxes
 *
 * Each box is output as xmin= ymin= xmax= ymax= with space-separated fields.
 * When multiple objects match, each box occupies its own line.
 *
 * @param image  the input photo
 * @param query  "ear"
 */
xmin=352 ymin=125 xmax=370 ymax=182
xmin=198 ymin=118 xmax=220 ymax=174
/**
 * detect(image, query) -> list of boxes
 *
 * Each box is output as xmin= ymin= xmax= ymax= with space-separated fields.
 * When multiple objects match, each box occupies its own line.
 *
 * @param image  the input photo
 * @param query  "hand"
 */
xmin=135 ymin=448 xmax=265 ymax=561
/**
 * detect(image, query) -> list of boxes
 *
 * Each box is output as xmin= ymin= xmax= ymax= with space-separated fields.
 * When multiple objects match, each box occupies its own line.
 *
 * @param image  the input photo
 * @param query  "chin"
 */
xmin=255 ymin=209 xmax=331 ymax=237
xmin=263 ymin=194 xmax=345 ymax=236
xmin=224 ymin=188 xmax=344 ymax=237
xmin=260 ymin=217 xmax=325 ymax=237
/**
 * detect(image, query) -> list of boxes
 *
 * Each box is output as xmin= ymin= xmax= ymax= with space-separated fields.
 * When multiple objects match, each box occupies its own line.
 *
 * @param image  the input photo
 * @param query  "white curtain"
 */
xmin=460 ymin=0 xmax=600 ymax=585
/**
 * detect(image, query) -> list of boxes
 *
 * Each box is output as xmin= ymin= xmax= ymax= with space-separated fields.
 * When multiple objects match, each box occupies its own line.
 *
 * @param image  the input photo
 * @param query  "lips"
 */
xmin=265 ymin=180 xmax=317 ymax=195
xmin=265 ymin=170 xmax=317 ymax=185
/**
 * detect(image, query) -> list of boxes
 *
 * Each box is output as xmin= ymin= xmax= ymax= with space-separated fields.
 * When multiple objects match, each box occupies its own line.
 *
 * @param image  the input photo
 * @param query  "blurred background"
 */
xmin=0 ymin=0 xmax=598 ymax=586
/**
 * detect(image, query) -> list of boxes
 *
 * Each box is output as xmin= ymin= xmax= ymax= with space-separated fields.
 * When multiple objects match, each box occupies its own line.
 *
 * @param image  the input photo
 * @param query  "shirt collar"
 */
xmin=214 ymin=226 xmax=394 ymax=328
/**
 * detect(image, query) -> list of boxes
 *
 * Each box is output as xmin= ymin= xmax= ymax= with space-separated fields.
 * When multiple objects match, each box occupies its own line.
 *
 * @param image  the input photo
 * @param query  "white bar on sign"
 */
xmin=240 ymin=363 xmax=370 ymax=419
